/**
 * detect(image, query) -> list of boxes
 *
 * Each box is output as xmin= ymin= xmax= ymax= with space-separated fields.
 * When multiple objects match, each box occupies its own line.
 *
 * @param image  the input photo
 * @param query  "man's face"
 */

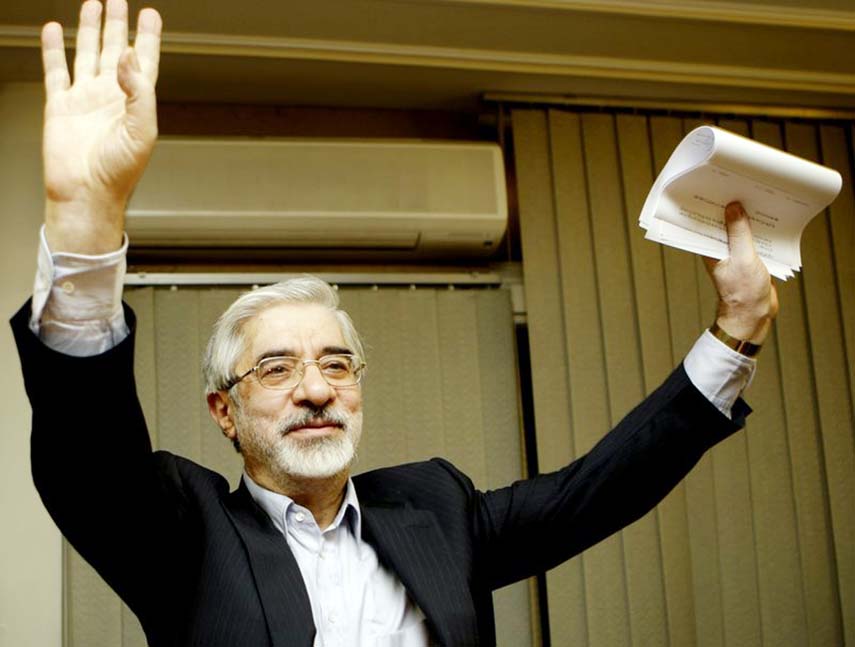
xmin=229 ymin=302 xmax=363 ymax=483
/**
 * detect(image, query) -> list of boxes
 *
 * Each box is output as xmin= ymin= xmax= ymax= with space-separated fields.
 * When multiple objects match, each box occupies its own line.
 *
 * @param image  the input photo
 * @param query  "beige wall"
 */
xmin=0 ymin=82 xmax=62 ymax=647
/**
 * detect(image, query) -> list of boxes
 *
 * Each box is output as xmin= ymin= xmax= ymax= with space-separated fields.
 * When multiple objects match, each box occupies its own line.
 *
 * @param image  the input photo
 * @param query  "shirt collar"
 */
xmin=242 ymin=471 xmax=362 ymax=539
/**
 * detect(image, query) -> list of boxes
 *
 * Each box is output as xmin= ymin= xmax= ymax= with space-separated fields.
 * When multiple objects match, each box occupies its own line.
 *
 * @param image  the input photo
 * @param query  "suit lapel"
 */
xmin=360 ymin=502 xmax=480 ymax=646
xmin=223 ymin=483 xmax=315 ymax=647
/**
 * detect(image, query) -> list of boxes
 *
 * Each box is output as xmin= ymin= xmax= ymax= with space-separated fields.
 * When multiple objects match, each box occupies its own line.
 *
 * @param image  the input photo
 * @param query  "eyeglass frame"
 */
xmin=222 ymin=354 xmax=366 ymax=392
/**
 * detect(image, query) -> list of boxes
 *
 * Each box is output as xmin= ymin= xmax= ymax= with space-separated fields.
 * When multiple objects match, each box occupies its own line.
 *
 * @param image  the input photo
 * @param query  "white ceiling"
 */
xmin=1 ymin=0 xmax=853 ymax=111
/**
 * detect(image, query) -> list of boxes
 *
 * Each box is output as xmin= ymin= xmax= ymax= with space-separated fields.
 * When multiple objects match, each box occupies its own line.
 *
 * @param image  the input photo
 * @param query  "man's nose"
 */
xmin=291 ymin=363 xmax=335 ymax=406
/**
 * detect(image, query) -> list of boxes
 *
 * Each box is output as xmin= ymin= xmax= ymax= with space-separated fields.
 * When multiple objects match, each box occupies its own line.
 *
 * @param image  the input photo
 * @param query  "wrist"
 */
xmin=709 ymin=320 xmax=763 ymax=357
xmin=714 ymin=313 xmax=772 ymax=347
xmin=44 ymin=198 xmax=126 ymax=255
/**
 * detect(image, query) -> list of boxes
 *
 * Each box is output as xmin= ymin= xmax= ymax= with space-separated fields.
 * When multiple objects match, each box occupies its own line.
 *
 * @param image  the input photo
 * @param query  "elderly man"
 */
xmin=12 ymin=1 xmax=777 ymax=645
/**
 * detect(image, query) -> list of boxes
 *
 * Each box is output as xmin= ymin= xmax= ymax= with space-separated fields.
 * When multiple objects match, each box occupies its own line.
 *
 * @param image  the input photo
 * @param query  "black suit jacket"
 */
xmin=12 ymin=302 xmax=748 ymax=646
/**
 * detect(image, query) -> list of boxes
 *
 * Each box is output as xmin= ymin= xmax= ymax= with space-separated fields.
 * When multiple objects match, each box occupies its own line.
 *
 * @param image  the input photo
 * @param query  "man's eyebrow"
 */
xmin=322 ymin=345 xmax=355 ymax=356
xmin=252 ymin=346 xmax=354 ymax=364
xmin=254 ymin=349 xmax=296 ymax=364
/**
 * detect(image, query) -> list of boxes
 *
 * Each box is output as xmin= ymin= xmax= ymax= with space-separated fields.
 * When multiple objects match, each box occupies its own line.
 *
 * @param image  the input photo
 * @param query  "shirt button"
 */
xmin=328 ymin=613 xmax=337 ymax=624
xmin=61 ymin=281 xmax=75 ymax=294
xmin=294 ymin=511 xmax=306 ymax=523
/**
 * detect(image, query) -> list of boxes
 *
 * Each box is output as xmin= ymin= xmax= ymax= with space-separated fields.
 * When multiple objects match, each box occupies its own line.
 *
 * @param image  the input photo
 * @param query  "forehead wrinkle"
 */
xmin=251 ymin=345 xmax=354 ymax=366
xmin=242 ymin=303 xmax=348 ymax=369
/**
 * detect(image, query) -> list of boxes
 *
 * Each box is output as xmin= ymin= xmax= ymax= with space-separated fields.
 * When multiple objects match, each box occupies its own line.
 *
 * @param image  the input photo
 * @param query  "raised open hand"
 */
xmin=704 ymin=202 xmax=779 ymax=346
xmin=41 ymin=0 xmax=162 ymax=254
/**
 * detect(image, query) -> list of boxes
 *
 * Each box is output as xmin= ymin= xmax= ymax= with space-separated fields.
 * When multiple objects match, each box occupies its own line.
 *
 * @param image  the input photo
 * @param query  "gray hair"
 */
xmin=202 ymin=276 xmax=365 ymax=394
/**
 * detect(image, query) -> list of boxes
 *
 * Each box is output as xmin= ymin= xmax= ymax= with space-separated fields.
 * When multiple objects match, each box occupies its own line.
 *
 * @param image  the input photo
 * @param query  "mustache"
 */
xmin=277 ymin=406 xmax=350 ymax=435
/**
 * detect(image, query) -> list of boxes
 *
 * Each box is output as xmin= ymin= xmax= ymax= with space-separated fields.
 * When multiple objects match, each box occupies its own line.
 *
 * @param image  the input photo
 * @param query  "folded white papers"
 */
xmin=639 ymin=126 xmax=842 ymax=280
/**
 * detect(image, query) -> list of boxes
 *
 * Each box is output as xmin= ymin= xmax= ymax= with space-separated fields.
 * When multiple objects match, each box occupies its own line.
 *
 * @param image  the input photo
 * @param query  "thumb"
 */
xmin=701 ymin=255 xmax=718 ymax=276
xmin=724 ymin=201 xmax=757 ymax=263
xmin=117 ymin=47 xmax=157 ymax=144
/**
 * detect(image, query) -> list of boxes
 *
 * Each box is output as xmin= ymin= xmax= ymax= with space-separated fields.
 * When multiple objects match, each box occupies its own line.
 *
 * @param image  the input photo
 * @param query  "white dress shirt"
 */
xmin=243 ymin=474 xmax=430 ymax=647
xmin=30 ymin=227 xmax=129 ymax=356
xmin=28 ymin=226 xmax=756 ymax=645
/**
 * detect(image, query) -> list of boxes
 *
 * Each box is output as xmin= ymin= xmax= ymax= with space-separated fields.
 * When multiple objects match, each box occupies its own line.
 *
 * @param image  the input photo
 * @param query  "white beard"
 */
xmin=234 ymin=403 xmax=362 ymax=480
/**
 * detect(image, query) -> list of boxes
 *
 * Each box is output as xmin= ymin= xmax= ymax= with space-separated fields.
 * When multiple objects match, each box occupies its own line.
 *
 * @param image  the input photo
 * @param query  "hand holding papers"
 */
xmin=639 ymin=126 xmax=842 ymax=280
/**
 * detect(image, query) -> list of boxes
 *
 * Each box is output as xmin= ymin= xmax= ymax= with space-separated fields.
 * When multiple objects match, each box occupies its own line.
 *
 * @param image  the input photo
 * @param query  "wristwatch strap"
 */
xmin=709 ymin=321 xmax=762 ymax=357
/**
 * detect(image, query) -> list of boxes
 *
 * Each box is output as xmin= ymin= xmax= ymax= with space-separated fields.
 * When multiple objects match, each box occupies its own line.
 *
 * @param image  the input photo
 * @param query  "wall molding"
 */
xmin=424 ymin=0 xmax=855 ymax=31
xmin=2 ymin=25 xmax=854 ymax=98
xmin=484 ymin=92 xmax=855 ymax=119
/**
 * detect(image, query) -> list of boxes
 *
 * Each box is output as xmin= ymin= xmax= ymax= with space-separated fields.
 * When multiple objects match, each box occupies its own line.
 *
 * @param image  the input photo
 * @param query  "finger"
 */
xmin=117 ymin=48 xmax=158 ymax=143
xmin=99 ymin=0 xmax=128 ymax=74
xmin=41 ymin=22 xmax=70 ymax=98
xmin=133 ymin=8 xmax=162 ymax=84
xmin=73 ymin=0 xmax=103 ymax=81
xmin=724 ymin=201 xmax=757 ymax=263
xmin=116 ymin=46 xmax=139 ymax=98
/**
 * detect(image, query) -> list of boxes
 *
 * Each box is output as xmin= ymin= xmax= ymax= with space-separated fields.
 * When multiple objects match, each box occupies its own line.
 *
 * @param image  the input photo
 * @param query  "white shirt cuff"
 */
xmin=30 ymin=225 xmax=130 ymax=356
xmin=683 ymin=330 xmax=756 ymax=419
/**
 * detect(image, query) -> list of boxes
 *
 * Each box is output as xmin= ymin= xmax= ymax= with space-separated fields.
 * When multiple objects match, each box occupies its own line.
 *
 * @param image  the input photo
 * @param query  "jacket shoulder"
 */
xmin=353 ymin=457 xmax=477 ymax=509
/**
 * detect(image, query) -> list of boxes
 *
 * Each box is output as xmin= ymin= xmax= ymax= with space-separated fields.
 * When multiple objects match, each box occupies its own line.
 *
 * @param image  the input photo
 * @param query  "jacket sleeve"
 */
xmin=11 ymin=299 xmax=194 ymax=616
xmin=469 ymin=363 xmax=749 ymax=590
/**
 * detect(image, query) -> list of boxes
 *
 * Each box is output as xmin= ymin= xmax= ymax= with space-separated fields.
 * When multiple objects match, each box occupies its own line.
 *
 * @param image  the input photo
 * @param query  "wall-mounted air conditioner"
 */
xmin=126 ymin=138 xmax=507 ymax=258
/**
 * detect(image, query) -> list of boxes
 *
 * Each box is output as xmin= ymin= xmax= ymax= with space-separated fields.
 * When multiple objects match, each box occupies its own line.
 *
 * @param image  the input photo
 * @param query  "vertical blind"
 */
xmin=512 ymin=109 xmax=854 ymax=647
xmin=64 ymin=286 xmax=534 ymax=646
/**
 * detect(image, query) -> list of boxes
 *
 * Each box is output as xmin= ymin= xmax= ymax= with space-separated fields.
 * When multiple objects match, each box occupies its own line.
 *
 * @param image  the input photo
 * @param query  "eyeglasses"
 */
xmin=224 ymin=354 xmax=366 ymax=391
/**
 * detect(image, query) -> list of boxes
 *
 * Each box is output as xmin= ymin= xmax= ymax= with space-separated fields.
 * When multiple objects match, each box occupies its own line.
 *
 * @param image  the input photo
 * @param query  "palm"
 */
xmin=44 ymin=76 xmax=147 ymax=202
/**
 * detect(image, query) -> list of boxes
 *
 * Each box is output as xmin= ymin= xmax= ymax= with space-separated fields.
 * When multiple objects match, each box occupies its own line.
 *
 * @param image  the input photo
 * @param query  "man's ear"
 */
xmin=207 ymin=391 xmax=237 ymax=443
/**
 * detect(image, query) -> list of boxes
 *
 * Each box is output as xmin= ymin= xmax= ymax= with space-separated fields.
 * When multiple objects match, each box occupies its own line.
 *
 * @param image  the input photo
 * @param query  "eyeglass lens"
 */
xmin=256 ymin=355 xmax=361 ymax=389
